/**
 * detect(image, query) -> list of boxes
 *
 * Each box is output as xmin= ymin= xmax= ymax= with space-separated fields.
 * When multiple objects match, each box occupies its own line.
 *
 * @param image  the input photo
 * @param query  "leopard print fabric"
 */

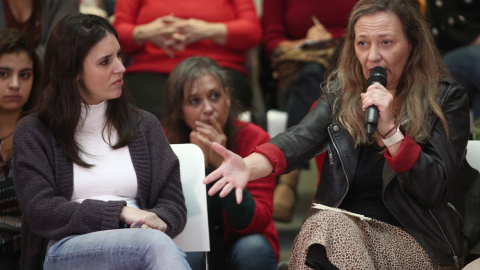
xmin=288 ymin=210 xmax=457 ymax=270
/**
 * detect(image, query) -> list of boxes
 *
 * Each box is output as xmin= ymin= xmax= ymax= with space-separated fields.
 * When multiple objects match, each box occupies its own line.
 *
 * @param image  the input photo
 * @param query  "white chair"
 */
xmin=464 ymin=140 xmax=480 ymax=269
xmin=267 ymin=109 xmax=288 ymax=138
xmin=171 ymin=144 xmax=210 ymax=254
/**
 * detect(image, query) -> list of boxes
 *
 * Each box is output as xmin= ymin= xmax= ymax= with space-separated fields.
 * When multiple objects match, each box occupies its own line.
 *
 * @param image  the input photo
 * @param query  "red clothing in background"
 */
xmin=114 ymin=0 xmax=261 ymax=75
xmin=230 ymin=120 xmax=279 ymax=260
xmin=262 ymin=0 xmax=357 ymax=57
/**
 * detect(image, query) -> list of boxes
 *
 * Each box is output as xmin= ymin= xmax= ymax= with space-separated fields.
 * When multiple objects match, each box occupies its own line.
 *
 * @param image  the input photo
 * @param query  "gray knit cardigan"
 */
xmin=13 ymin=111 xmax=186 ymax=270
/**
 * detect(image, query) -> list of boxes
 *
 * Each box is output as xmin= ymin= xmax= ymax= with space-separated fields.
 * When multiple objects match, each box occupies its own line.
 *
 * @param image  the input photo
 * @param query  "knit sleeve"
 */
xmin=223 ymin=0 xmax=262 ymax=50
xmin=227 ymin=122 xmax=276 ymax=235
xmin=135 ymin=112 xmax=187 ymax=238
xmin=113 ymin=0 xmax=143 ymax=53
xmin=262 ymin=0 xmax=288 ymax=58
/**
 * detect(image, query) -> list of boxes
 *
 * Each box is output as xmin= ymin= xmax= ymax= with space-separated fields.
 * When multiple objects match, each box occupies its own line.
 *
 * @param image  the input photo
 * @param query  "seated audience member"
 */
xmin=0 ymin=0 xmax=79 ymax=60
xmin=113 ymin=0 xmax=261 ymax=119
xmin=162 ymin=56 xmax=278 ymax=270
xmin=261 ymin=0 xmax=357 ymax=223
xmin=13 ymin=14 xmax=189 ymax=270
xmin=426 ymin=0 xmax=480 ymax=133
xmin=204 ymin=0 xmax=480 ymax=269
xmin=0 ymin=28 xmax=40 ymax=270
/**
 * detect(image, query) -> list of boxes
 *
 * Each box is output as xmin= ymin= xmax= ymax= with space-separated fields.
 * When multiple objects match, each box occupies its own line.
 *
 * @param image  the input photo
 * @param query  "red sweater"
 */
xmin=113 ymin=0 xmax=261 ymax=74
xmin=262 ymin=0 xmax=357 ymax=57
xmin=227 ymin=121 xmax=279 ymax=260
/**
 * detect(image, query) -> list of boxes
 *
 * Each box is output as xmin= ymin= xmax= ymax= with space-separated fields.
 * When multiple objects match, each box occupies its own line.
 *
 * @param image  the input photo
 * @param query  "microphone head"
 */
xmin=367 ymin=66 xmax=387 ymax=87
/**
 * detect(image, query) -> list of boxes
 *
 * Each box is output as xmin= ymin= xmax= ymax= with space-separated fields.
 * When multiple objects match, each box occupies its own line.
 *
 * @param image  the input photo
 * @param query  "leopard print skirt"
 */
xmin=288 ymin=210 xmax=457 ymax=270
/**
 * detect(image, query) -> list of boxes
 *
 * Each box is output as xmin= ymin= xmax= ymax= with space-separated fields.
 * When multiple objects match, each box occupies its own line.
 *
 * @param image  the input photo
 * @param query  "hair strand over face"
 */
xmin=37 ymin=13 xmax=139 ymax=167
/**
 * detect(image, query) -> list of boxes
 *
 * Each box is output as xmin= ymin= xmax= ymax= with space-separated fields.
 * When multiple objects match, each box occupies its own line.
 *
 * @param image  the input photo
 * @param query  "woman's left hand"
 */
xmin=360 ymin=83 xmax=396 ymax=135
xmin=163 ymin=17 xmax=227 ymax=45
xmin=190 ymin=116 xmax=227 ymax=168
xmin=120 ymin=206 xmax=168 ymax=232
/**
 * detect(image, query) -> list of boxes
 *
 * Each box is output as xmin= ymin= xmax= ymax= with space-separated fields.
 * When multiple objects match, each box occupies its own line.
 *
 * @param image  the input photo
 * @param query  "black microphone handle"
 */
xmin=365 ymin=105 xmax=379 ymax=137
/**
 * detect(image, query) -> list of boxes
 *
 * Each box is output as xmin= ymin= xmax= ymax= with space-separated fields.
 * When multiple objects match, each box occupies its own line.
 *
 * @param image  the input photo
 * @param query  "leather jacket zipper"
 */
xmin=446 ymin=202 xmax=463 ymax=221
xmin=429 ymin=210 xmax=460 ymax=269
xmin=328 ymin=148 xmax=334 ymax=166
xmin=328 ymin=126 xmax=349 ymax=207
xmin=328 ymin=125 xmax=459 ymax=268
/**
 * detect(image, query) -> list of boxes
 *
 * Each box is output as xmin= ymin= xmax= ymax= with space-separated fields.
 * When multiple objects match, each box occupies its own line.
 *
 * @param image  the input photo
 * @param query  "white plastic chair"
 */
xmin=171 ymin=144 xmax=210 ymax=254
xmin=464 ymin=140 xmax=480 ymax=269
xmin=267 ymin=109 xmax=288 ymax=138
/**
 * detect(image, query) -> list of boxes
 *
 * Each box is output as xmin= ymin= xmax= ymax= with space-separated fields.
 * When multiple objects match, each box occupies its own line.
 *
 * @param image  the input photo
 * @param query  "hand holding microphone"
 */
xmin=364 ymin=66 xmax=387 ymax=136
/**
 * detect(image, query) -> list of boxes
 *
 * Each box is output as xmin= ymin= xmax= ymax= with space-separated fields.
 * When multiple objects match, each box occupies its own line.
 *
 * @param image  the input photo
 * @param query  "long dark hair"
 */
xmin=329 ymin=0 xmax=449 ymax=145
xmin=0 ymin=28 xmax=40 ymax=113
xmin=37 ymin=13 xmax=139 ymax=167
xmin=162 ymin=56 xmax=241 ymax=150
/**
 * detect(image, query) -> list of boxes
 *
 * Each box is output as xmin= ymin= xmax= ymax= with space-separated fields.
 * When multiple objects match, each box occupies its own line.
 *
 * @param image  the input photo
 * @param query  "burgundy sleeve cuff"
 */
xmin=254 ymin=143 xmax=287 ymax=176
xmin=384 ymin=132 xmax=421 ymax=172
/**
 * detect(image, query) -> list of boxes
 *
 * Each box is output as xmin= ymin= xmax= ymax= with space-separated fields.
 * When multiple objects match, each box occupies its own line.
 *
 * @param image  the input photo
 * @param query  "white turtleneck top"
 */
xmin=71 ymin=101 xmax=139 ymax=208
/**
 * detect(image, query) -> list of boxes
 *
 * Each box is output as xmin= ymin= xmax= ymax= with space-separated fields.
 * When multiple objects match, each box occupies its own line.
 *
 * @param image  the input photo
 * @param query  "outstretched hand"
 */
xmin=203 ymin=142 xmax=250 ymax=204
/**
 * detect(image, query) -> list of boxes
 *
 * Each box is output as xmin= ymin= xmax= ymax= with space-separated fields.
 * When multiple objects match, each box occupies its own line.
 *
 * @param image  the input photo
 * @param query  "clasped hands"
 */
xmin=120 ymin=206 xmax=168 ymax=231
xmin=139 ymin=14 xmax=213 ymax=57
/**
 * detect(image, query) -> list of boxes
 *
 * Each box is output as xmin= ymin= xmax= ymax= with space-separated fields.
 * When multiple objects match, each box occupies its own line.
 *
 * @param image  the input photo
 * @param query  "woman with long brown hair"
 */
xmin=203 ymin=0 xmax=479 ymax=268
xmin=13 ymin=14 xmax=189 ymax=270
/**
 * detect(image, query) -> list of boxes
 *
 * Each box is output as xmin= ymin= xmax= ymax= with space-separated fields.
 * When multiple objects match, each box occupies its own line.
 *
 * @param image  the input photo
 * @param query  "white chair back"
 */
xmin=171 ymin=144 xmax=210 ymax=252
xmin=267 ymin=109 xmax=288 ymax=138
xmin=466 ymin=140 xmax=480 ymax=255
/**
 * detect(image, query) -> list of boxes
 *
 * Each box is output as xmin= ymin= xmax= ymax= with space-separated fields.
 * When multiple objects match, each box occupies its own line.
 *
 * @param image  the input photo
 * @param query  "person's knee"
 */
xmin=141 ymin=229 xmax=177 ymax=251
xmin=230 ymin=234 xmax=276 ymax=269
xmin=138 ymin=230 xmax=189 ymax=269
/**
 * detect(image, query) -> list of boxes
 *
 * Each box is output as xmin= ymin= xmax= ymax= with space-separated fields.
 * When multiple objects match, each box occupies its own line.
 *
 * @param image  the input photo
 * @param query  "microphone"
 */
xmin=365 ymin=66 xmax=387 ymax=136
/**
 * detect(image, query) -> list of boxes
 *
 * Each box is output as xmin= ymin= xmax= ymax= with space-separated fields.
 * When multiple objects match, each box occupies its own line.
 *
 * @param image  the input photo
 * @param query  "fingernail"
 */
xmin=136 ymin=222 xmax=140 ymax=228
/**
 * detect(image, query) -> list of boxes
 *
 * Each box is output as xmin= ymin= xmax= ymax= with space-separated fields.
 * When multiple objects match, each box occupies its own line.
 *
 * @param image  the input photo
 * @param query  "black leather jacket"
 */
xmin=269 ymin=78 xmax=480 ymax=267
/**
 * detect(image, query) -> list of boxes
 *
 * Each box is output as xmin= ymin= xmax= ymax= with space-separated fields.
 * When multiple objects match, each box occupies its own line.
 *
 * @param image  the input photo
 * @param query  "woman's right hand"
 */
xmin=120 ymin=206 xmax=168 ymax=232
xmin=305 ymin=23 xmax=332 ymax=41
xmin=203 ymin=142 xmax=250 ymax=204
xmin=132 ymin=15 xmax=184 ymax=57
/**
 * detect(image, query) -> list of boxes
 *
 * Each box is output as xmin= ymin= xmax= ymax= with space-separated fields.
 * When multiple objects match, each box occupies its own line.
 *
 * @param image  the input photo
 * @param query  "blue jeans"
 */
xmin=443 ymin=45 xmax=480 ymax=120
xmin=186 ymin=234 xmax=278 ymax=270
xmin=44 ymin=229 xmax=191 ymax=270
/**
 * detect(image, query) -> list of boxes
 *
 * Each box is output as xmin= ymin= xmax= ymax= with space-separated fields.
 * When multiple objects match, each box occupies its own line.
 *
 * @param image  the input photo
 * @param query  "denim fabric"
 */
xmin=186 ymin=234 xmax=277 ymax=270
xmin=230 ymin=234 xmax=278 ymax=270
xmin=443 ymin=45 xmax=480 ymax=120
xmin=44 ymin=229 xmax=190 ymax=270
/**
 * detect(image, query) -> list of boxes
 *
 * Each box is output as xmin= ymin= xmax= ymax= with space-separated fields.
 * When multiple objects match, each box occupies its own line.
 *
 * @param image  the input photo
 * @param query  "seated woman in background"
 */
xmin=13 ymin=14 xmax=189 ymax=270
xmin=261 ymin=0 xmax=357 ymax=223
xmin=162 ymin=56 xmax=278 ymax=270
xmin=204 ymin=0 xmax=480 ymax=268
xmin=0 ymin=28 xmax=40 ymax=270
xmin=0 ymin=0 xmax=79 ymax=60
xmin=113 ymin=0 xmax=261 ymax=120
